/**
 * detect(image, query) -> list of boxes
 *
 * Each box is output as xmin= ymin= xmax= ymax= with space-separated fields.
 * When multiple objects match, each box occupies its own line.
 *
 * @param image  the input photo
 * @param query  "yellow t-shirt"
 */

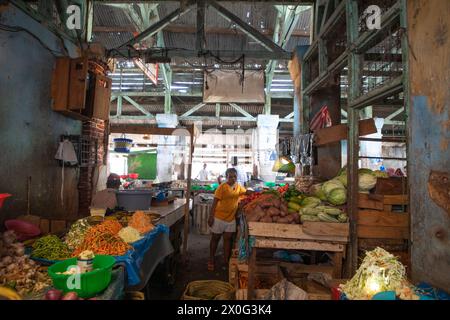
xmin=214 ymin=182 xmax=246 ymax=222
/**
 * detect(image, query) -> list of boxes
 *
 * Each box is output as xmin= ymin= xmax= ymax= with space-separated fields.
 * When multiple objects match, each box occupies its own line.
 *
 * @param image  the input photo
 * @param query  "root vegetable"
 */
xmin=62 ymin=292 xmax=78 ymax=300
xmin=45 ymin=289 xmax=63 ymax=300
xmin=266 ymin=207 xmax=281 ymax=216
xmin=260 ymin=216 xmax=273 ymax=223
xmin=2 ymin=256 xmax=13 ymax=265
xmin=286 ymin=214 xmax=295 ymax=223
xmin=272 ymin=216 xmax=279 ymax=222
xmin=277 ymin=217 xmax=290 ymax=224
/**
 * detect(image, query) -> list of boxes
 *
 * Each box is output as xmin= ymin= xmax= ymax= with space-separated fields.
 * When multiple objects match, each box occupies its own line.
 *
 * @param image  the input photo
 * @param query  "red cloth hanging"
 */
xmin=310 ymin=105 xmax=332 ymax=132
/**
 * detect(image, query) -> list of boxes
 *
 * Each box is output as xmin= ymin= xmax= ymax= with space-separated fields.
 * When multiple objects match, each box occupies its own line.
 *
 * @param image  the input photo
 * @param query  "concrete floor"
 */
xmin=146 ymin=229 xmax=229 ymax=300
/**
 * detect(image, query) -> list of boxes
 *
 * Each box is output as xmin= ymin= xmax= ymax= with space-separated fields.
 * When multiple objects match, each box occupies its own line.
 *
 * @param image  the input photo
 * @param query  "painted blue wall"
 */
xmin=0 ymin=4 xmax=81 ymax=223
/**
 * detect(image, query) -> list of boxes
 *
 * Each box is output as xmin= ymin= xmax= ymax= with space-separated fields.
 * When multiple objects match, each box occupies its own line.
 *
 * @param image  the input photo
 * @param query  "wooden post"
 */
xmin=345 ymin=0 xmax=361 ymax=277
xmin=247 ymin=247 xmax=257 ymax=300
xmin=182 ymin=125 xmax=195 ymax=260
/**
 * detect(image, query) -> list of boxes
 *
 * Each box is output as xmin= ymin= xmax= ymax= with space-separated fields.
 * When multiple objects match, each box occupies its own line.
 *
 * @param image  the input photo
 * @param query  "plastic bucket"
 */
xmin=116 ymin=190 xmax=153 ymax=211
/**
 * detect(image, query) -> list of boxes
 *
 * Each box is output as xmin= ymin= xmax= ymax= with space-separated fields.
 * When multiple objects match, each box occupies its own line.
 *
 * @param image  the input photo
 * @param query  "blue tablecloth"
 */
xmin=115 ymin=224 xmax=169 ymax=286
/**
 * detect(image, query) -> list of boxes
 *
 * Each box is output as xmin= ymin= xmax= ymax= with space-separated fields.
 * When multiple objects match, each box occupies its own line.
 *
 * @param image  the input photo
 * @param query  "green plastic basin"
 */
xmin=48 ymin=255 xmax=115 ymax=298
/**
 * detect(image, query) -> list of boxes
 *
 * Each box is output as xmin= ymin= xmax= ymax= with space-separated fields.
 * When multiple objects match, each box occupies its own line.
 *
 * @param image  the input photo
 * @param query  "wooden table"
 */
xmin=247 ymin=221 xmax=349 ymax=300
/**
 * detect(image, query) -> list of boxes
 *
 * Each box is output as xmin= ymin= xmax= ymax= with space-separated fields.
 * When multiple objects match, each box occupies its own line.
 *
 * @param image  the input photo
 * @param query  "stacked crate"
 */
xmin=357 ymin=192 xmax=410 ymax=267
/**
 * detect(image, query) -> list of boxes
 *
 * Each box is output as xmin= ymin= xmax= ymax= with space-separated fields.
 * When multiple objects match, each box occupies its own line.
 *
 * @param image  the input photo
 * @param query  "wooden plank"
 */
xmin=373 ymin=177 xmax=408 ymax=195
xmin=332 ymin=252 xmax=343 ymax=278
xmin=236 ymin=289 xmax=269 ymax=300
xmin=51 ymin=58 xmax=70 ymax=111
xmin=357 ymin=225 xmax=409 ymax=240
xmin=247 ymin=247 xmax=257 ymax=300
xmin=254 ymin=238 xmax=345 ymax=252
xmin=93 ymin=74 xmax=112 ymax=120
xmin=358 ymin=238 xmax=408 ymax=251
xmin=314 ymin=118 xmax=377 ymax=146
xmin=248 ymin=222 xmax=348 ymax=243
xmin=357 ymin=210 xmax=409 ymax=227
xmin=291 ymin=279 xmax=332 ymax=300
xmin=382 ymin=194 xmax=408 ymax=205
xmin=50 ymin=220 xmax=67 ymax=234
xmin=358 ymin=193 xmax=384 ymax=210
xmin=68 ymin=57 xmax=88 ymax=110
xmin=302 ymin=222 xmax=349 ymax=238
xmin=278 ymin=262 xmax=334 ymax=278
xmin=39 ymin=219 xmax=50 ymax=234
xmin=109 ymin=125 xmax=194 ymax=136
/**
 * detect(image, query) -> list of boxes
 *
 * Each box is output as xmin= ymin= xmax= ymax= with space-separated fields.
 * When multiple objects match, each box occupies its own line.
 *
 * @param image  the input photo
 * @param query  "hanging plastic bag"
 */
xmin=310 ymin=105 xmax=332 ymax=132
xmin=55 ymin=139 xmax=78 ymax=206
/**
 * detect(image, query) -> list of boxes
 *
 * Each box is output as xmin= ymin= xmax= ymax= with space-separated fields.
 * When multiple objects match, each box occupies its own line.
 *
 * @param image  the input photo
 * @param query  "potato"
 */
xmin=293 ymin=214 xmax=300 ymax=224
xmin=253 ymin=206 xmax=266 ymax=218
xmin=267 ymin=207 xmax=281 ymax=216
xmin=260 ymin=216 xmax=273 ymax=223
xmin=286 ymin=214 xmax=295 ymax=223
xmin=272 ymin=199 xmax=281 ymax=208
xmin=272 ymin=216 xmax=279 ymax=222
xmin=276 ymin=217 xmax=290 ymax=224
xmin=280 ymin=210 xmax=288 ymax=217
xmin=246 ymin=212 xmax=261 ymax=222
xmin=259 ymin=201 xmax=273 ymax=208
xmin=280 ymin=203 xmax=288 ymax=213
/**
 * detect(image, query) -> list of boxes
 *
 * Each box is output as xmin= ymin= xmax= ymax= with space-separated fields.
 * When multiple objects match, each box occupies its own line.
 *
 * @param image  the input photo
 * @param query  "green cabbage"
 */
xmin=336 ymin=174 xmax=348 ymax=188
xmin=301 ymin=196 xmax=322 ymax=208
xmin=322 ymin=179 xmax=345 ymax=196
xmin=358 ymin=173 xmax=377 ymax=191
xmin=358 ymin=168 xmax=374 ymax=175
xmin=327 ymin=188 xmax=347 ymax=205
xmin=373 ymin=170 xmax=389 ymax=178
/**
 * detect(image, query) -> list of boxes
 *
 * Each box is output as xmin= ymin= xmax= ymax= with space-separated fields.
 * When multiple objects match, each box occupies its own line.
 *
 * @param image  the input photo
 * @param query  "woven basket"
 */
xmin=182 ymin=280 xmax=235 ymax=300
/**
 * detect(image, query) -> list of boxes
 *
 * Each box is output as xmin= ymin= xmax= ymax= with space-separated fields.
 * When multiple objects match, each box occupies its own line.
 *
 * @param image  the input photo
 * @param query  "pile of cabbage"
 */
xmin=340 ymin=247 xmax=418 ymax=300
xmin=310 ymin=167 xmax=384 ymax=205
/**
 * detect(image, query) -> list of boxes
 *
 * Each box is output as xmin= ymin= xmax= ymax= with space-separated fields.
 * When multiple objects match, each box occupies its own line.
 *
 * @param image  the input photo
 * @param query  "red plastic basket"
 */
xmin=0 ymin=193 xmax=11 ymax=209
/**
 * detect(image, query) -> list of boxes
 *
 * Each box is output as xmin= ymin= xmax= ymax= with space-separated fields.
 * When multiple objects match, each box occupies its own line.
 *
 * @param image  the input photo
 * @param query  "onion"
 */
xmin=2 ymin=256 xmax=13 ymax=265
xmin=45 ymin=289 xmax=63 ymax=300
xmin=62 ymin=292 xmax=78 ymax=300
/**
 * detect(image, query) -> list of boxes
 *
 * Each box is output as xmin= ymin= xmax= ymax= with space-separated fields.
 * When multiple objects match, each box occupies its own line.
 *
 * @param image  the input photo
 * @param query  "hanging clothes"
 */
xmin=55 ymin=139 xmax=78 ymax=206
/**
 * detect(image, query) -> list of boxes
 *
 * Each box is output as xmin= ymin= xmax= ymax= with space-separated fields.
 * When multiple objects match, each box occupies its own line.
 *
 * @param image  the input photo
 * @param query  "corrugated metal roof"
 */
xmin=93 ymin=3 xmax=311 ymax=52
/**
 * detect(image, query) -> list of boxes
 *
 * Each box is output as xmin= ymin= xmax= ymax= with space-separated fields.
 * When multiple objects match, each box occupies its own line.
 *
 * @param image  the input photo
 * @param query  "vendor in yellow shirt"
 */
xmin=208 ymin=168 xmax=253 ymax=271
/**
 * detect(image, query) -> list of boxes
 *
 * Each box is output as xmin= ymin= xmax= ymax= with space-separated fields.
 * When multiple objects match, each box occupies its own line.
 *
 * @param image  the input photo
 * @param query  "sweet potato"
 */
xmin=259 ymin=201 xmax=273 ymax=209
xmin=246 ymin=211 xmax=260 ymax=222
xmin=280 ymin=203 xmax=288 ymax=214
xmin=276 ymin=217 xmax=290 ymax=224
xmin=280 ymin=209 xmax=288 ymax=217
xmin=260 ymin=216 xmax=273 ymax=223
xmin=272 ymin=216 xmax=279 ymax=223
xmin=272 ymin=198 xmax=281 ymax=208
xmin=266 ymin=207 xmax=281 ymax=216
xmin=286 ymin=214 xmax=295 ymax=223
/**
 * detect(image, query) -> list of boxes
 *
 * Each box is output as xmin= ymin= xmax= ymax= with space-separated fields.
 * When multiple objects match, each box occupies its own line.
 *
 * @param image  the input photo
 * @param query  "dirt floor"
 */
xmin=146 ymin=228 xmax=229 ymax=300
